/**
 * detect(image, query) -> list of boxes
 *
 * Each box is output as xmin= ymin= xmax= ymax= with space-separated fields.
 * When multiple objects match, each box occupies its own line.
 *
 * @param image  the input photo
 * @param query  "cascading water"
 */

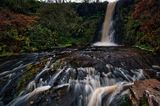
xmin=0 ymin=47 xmax=157 ymax=106
xmin=6 ymin=64 xmax=144 ymax=106
xmin=0 ymin=1 xmax=160 ymax=105
xmin=94 ymin=0 xmax=118 ymax=46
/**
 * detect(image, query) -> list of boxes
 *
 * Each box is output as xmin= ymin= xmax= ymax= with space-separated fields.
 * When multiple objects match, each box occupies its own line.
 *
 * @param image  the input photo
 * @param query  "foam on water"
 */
xmin=93 ymin=42 xmax=117 ymax=46
xmin=107 ymin=0 xmax=118 ymax=3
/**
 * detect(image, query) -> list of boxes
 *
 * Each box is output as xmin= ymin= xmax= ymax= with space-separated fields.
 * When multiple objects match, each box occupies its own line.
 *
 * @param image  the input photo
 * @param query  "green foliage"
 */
xmin=16 ymin=58 xmax=47 ymax=93
xmin=0 ymin=2 xmax=104 ymax=55
xmin=27 ymin=25 xmax=58 ymax=50
xmin=140 ymin=97 xmax=149 ymax=106
xmin=119 ymin=0 xmax=160 ymax=53
xmin=0 ymin=29 xmax=30 ymax=55
xmin=117 ymin=94 xmax=132 ymax=106
xmin=36 ymin=3 xmax=102 ymax=46
xmin=37 ymin=4 xmax=84 ymax=46
xmin=122 ymin=16 xmax=142 ymax=44
xmin=52 ymin=59 xmax=65 ymax=70
xmin=1 ymin=0 xmax=159 ymax=55
xmin=135 ymin=44 xmax=154 ymax=52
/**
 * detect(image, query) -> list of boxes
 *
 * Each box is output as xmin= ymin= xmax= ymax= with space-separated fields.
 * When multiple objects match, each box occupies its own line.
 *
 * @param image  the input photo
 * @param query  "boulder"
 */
xmin=130 ymin=79 xmax=160 ymax=106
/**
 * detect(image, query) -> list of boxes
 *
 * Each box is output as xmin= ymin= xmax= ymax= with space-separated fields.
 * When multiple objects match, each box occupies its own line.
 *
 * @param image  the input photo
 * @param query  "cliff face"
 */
xmin=115 ymin=0 xmax=160 ymax=53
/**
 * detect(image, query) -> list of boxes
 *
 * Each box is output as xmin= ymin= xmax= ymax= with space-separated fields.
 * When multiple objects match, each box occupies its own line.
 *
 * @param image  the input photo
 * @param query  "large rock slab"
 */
xmin=130 ymin=79 xmax=160 ymax=106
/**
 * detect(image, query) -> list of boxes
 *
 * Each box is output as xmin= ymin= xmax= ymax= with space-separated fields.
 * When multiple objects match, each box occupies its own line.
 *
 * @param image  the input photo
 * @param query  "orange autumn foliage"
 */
xmin=132 ymin=0 xmax=155 ymax=19
xmin=0 ymin=10 xmax=39 ymax=31
xmin=132 ymin=0 xmax=160 ymax=33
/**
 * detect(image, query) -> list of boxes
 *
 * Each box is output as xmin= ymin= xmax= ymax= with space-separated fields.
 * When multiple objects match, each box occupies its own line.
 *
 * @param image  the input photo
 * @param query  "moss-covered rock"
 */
xmin=16 ymin=58 xmax=48 ymax=93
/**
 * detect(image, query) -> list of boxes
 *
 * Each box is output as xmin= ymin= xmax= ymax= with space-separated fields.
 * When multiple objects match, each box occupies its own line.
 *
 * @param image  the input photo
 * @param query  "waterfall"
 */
xmin=94 ymin=0 xmax=118 ymax=46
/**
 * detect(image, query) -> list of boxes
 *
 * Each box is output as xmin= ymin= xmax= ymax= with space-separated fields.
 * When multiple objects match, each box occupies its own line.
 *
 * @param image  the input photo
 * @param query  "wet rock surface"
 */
xmin=0 ymin=47 xmax=159 ymax=106
xmin=130 ymin=79 xmax=160 ymax=106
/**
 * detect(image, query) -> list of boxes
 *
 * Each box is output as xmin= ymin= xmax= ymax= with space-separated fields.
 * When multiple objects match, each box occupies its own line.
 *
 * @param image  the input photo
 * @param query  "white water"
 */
xmin=88 ymin=82 xmax=133 ymax=106
xmin=3 ymin=51 xmax=147 ymax=106
xmin=8 ymin=65 xmax=144 ymax=106
xmin=93 ymin=0 xmax=118 ymax=46
xmin=7 ymin=86 xmax=51 ymax=106
xmin=93 ymin=41 xmax=117 ymax=46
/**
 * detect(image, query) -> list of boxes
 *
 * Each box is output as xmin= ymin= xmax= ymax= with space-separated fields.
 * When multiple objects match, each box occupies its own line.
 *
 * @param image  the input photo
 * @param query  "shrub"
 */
xmin=27 ymin=25 xmax=58 ymax=50
xmin=0 ymin=29 xmax=30 ymax=54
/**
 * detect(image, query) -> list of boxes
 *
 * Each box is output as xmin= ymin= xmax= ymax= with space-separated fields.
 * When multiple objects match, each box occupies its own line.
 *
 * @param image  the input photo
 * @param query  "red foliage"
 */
xmin=132 ymin=0 xmax=155 ymax=18
xmin=132 ymin=0 xmax=160 ymax=33
xmin=0 ymin=10 xmax=39 ymax=31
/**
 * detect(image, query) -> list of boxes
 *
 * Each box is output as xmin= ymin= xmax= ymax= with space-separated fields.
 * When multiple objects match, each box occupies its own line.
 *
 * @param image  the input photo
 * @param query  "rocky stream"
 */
xmin=0 ymin=47 xmax=160 ymax=106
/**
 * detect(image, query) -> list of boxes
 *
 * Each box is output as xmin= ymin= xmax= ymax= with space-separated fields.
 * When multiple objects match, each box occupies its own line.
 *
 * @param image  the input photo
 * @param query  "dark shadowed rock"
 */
xmin=152 ymin=65 xmax=160 ymax=71
xmin=0 ymin=101 xmax=4 ymax=106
